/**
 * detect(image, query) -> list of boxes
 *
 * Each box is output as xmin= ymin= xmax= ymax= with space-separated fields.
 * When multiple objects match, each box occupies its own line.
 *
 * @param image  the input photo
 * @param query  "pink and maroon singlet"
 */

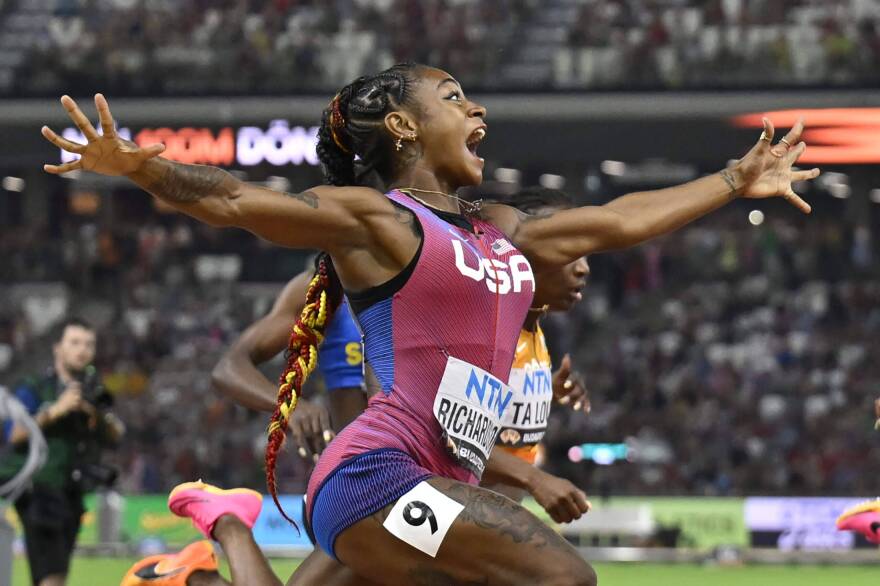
xmin=306 ymin=190 xmax=534 ymax=557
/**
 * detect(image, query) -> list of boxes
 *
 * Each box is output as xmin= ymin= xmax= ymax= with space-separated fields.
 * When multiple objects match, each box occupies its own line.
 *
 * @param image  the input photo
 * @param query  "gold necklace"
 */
xmin=398 ymin=187 xmax=483 ymax=215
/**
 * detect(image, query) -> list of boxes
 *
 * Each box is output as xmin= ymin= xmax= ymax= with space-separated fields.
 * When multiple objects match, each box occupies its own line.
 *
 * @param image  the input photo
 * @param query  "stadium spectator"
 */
xmin=2 ymin=0 xmax=878 ymax=95
xmin=2 ymin=198 xmax=878 ymax=499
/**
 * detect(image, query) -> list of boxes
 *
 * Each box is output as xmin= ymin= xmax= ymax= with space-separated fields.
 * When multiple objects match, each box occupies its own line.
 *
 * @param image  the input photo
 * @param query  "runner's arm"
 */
xmin=42 ymin=94 xmax=386 ymax=254
xmin=211 ymin=271 xmax=311 ymax=412
xmin=503 ymin=121 xmax=818 ymax=269
xmin=483 ymin=449 xmax=591 ymax=524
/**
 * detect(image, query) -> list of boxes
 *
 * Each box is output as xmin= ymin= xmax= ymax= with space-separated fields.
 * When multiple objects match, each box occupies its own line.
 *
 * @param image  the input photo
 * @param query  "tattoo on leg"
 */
xmin=145 ymin=161 xmax=235 ymax=203
xmin=283 ymin=190 xmax=319 ymax=209
xmin=440 ymin=482 xmax=560 ymax=550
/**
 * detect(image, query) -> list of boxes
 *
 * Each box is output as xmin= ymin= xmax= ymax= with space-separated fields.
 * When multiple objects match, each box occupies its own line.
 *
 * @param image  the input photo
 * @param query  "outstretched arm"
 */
xmin=502 ymin=119 xmax=820 ymax=269
xmin=41 ymin=94 xmax=384 ymax=253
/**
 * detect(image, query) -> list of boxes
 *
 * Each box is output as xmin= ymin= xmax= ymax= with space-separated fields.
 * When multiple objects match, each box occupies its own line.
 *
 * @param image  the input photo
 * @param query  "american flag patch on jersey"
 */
xmin=491 ymin=238 xmax=516 ymax=255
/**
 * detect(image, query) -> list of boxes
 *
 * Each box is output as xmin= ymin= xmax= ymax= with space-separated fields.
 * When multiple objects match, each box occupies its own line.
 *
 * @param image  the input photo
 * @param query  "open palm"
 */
xmin=735 ymin=118 xmax=820 ymax=214
xmin=41 ymin=94 xmax=165 ymax=176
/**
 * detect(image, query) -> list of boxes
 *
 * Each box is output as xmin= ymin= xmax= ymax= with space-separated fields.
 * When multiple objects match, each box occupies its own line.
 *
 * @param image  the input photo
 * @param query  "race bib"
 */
xmin=433 ymin=356 xmax=513 ymax=476
xmin=498 ymin=365 xmax=553 ymax=448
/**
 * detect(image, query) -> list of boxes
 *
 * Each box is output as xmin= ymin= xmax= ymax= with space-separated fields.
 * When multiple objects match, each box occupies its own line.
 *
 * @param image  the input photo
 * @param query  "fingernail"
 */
xmin=298 ymin=447 xmax=307 ymax=458
xmin=559 ymin=396 xmax=570 ymax=404
xmin=573 ymin=401 xmax=583 ymax=411
xmin=564 ymin=380 xmax=573 ymax=390
xmin=323 ymin=430 xmax=333 ymax=443
xmin=313 ymin=454 xmax=320 ymax=463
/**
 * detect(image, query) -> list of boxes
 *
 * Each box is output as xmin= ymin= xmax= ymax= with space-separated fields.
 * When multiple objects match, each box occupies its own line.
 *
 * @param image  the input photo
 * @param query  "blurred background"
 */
xmin=2 ymin=0 xmax=880 ymax=582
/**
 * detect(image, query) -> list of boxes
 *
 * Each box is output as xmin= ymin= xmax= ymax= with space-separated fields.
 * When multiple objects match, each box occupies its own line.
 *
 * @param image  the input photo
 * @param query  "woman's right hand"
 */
xmin=41 ymin=94 xmax=165 ymax=176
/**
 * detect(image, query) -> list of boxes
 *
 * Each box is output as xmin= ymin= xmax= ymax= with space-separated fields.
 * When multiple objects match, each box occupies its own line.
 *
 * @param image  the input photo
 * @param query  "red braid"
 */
xmin=265 ymin=256 xmax=339 ymax=527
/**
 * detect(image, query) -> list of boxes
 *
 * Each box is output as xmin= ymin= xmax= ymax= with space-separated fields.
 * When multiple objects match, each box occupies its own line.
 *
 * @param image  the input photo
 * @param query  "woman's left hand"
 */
xmin=731 ymin=117 xmax=820 ymax=214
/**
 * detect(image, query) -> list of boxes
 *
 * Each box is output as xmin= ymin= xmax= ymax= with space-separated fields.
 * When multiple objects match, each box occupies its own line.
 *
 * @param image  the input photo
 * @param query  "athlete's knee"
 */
xmin=544 ymin=557 xmax=597 ymax=586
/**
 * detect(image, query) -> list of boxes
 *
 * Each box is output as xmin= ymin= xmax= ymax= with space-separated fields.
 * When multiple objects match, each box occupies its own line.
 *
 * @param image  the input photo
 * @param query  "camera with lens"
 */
xmin=70 ymin=365 xmax=119 ymax=490
xmin=77 ymin=364 xmax=114 ymax=410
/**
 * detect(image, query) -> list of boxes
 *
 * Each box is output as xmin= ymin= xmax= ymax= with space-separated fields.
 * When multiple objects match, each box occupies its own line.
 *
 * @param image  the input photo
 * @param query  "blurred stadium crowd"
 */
xmin=1 ymin=0 xmax=879 ymax=95
xmin=1 ymin=197 xmax=877 ymax=497
xmin=543 ymin=209 xmax=879 ymax=499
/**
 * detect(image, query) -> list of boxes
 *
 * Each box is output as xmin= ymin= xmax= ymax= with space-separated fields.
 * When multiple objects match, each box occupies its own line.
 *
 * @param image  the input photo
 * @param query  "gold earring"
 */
xmin=395 ymin=137 xmax=403 ymax=151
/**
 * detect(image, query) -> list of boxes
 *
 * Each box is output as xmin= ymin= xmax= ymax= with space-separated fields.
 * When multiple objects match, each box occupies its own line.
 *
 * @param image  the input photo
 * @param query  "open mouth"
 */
xmin=466 ymin=127 xmax=486 ymax=160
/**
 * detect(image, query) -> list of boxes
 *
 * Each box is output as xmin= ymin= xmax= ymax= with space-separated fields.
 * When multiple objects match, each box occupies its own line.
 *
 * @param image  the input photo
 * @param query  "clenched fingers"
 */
xmin=289 ymin=421 xmax=313 ymax=460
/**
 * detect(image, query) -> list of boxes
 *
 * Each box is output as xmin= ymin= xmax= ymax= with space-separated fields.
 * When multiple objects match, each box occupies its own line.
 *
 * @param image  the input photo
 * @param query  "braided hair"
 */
xmin=265 ymin=63 xmax=424 ymax=526
xmin=316 ymin=62 xmax=424 ymax=188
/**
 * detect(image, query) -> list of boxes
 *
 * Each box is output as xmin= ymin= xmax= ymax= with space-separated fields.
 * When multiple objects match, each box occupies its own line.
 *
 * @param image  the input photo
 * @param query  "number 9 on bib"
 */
xmin=382 ymin=481 xmax=465 ymax=557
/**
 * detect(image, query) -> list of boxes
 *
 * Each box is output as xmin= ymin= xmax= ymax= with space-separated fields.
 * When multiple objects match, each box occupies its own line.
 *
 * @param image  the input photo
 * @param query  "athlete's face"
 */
xmin=530 ymin=205 xmax=590 ymax=312
xmin=406 ymin=68 xmax=488 ymax=188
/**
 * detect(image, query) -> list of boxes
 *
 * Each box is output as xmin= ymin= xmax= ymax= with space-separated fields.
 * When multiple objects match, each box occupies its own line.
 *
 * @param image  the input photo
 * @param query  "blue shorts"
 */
xmin=317 ymin=298 xmax=365 ymax=391
xmin=308 ymin=449 xmax=433 ymax=559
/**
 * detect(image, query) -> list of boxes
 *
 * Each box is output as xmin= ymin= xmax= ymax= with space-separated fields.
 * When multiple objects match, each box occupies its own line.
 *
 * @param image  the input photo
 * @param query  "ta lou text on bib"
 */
xmin=499 ymin=361 xmax=553 ymax=448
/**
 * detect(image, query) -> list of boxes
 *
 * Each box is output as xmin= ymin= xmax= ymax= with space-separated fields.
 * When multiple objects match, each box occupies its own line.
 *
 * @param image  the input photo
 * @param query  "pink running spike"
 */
xmin=836 ymin=500 xmax=880 ymax=544
xmin=168 ymin=481 xmax=263 ymax=539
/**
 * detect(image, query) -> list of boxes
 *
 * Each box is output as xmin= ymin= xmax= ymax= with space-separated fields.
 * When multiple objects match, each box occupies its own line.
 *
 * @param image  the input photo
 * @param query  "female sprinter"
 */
xmin=42 ymin=63 xmax=817 ymax=585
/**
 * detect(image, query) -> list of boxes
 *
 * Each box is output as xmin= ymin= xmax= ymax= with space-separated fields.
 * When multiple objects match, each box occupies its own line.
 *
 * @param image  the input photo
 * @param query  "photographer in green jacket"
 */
xmin=1 ymin=318 xmax=124 ymax=586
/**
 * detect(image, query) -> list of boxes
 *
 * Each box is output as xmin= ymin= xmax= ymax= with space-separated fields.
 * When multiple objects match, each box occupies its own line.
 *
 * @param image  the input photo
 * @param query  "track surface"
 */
xmin=10 ymin=556 xmax=879 ymax=585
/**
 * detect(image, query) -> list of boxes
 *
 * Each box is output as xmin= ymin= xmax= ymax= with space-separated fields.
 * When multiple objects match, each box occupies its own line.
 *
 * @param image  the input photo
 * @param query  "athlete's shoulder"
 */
xmin=478 ymin=203 xmax=522 ymax=237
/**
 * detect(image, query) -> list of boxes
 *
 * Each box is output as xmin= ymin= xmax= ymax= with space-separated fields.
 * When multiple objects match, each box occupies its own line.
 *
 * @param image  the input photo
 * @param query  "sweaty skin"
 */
xmin=42 ymin=64 xmax=819 ymax=586
xmin=211 ymin=269 xmax=366 ymax=458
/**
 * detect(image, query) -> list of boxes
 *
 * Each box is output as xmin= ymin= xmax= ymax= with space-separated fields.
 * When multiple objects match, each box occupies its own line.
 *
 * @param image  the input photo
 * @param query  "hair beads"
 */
xmin=265 ymin=257 xmax=337 ymax=527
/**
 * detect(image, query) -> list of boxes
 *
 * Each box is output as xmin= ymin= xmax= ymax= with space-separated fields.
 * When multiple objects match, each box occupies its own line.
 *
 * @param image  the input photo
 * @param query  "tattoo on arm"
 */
xmin=720 ymin=169 xmax=739 ymax=198
xmin=283 ymin=190 xmax=319 ymax=209
xmin=143 ymin=160 xmax=235 ymax=203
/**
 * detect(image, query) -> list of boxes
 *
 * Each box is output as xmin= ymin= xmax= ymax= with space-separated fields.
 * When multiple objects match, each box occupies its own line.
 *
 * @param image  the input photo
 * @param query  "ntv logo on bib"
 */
xmin=465 ymin=369 xmax=513 ymax=418
xmin=451 ymin=239 xmax=534 ymax=294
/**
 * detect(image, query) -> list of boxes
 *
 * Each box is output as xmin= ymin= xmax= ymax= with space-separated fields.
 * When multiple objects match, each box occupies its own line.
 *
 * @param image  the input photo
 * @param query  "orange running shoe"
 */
xmin=120 ymin=540 xmax=217 ymax=586
xmin=168 ymin=480 xmax=263 ymax=539
xmin=836 ymin=499 xmax=880 ymax=544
